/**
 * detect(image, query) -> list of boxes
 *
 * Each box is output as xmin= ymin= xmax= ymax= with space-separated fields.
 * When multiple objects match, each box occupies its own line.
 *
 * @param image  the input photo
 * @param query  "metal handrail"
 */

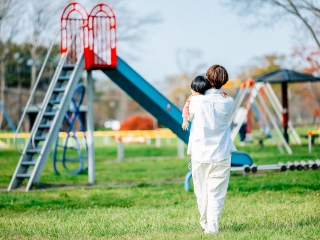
xmin=14 ymin=26 xmax=84 ymax=154
xmin=14 ymin=28 xmax=64 ymax=154
xmin=30 ymin=25 xmax=85 ymax=152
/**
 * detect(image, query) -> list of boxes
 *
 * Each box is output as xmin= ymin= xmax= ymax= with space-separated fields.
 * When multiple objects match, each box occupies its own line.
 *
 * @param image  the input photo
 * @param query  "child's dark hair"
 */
xmin=190 ymin=75 xmax=211 ymax=94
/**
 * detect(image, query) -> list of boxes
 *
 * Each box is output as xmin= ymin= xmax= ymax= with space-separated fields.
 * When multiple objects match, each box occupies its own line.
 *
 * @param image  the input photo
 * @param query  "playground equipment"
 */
xmin=8 ymin=2 xmax=211 ymax=191
xmin=230 ymin=79 xmax=303 ymax=148
xmin=255 ymin=69 xmax=320 ymax=143
xmin=302 ymin=127 xmax=320 ymax=153
xmin=0 ymin=101 xmax=23 ymax=148
xmin=184 ymin=151 xmax=253 ymax=191
xmin=184 ymin=157 xmax=320 ymax=191
xmin=53 ymin=83 xmax=88 ymax=175
xmin=229 ymin=78 xmax=296 ymax=154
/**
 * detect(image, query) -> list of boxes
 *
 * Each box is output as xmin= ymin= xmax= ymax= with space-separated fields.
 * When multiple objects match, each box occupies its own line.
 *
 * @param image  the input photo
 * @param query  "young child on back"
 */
xmin=182 ymin=75 xmax=226 ymax=131
xmin=181 ymin=75 xmax=226 ymax=170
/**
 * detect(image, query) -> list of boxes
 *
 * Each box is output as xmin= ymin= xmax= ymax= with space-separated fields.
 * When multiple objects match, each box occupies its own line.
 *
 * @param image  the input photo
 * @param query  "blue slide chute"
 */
xmin=102 ymin=56 xmax=190 ymax=144
xmin=102 ymin=56 xmax=251 ymax=167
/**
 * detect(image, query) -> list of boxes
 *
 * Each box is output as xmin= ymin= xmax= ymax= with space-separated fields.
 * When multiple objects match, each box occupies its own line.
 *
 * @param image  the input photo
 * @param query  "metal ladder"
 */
xmin=8 ymin=33 xmax=85 ymax=191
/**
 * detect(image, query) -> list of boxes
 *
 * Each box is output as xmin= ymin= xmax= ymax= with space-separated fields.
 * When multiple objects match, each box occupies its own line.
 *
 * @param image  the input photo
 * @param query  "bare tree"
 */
xmin=175 ymin=48 xmax=206 ymax=107
xmin=0 ymin=0 xmax=20 ymax=129
xmin=84 ymin=0 xmax=161 ymax=57
xmin=5 ymin=0 xmax=160 ymax=129
xmin=236 ymin=55 xmax=285 ymax=79
xmin=220 ymin=0 xmax=320 ymax=49
xmin=164 ymin=48 xmax=206 ymax=109
xmin=25 ymin=0 xmax=69 ymax=89
xmin=24 ymin=0 xmax=160 ymax=89
xmin=84 ymin=0 xmax=161 ymax=124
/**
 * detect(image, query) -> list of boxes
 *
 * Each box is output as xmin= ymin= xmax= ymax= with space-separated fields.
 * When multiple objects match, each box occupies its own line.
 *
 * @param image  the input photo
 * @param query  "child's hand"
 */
xmin=182 ymin=119 xmax=189 ymax=130
xmin=182 ymin=122 xmax=189 ymax=130
xmin=221 ymin=92 xmax=227 ymax=98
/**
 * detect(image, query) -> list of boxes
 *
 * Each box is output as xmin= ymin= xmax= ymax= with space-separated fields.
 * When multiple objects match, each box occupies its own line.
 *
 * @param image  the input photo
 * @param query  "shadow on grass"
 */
xmin=31 ymin=180 xmax=177 ymax=191
xmin=32 ymin=182 xmax=96 ymax=190
xmin=221 ymin=215 xmax=320 ymax=233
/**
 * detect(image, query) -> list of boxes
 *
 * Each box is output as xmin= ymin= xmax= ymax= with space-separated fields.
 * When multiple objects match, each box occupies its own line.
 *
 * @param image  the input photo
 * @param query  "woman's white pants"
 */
xmin=192 ymin=156 xmax=231 ymax=233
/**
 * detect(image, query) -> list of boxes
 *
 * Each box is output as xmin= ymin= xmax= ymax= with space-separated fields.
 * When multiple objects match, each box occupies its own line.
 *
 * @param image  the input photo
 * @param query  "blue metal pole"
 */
xmin=184 ymin=171 xmax=192 ymax=191
xmin=0 ymin=101 xmax=23 ymax=146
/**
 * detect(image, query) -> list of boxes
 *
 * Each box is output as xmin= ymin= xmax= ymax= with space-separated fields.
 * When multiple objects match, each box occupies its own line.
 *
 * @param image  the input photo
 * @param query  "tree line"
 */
xmin=0 ymin=0 xmax=160 ymax=130
xmin=0 ymin=0 xmax=319 ymax=130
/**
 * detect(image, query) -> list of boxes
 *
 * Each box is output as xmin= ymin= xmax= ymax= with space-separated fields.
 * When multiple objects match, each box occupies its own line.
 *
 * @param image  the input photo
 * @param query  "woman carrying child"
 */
xmin=182 ymin=65 xmax=236 ymax=234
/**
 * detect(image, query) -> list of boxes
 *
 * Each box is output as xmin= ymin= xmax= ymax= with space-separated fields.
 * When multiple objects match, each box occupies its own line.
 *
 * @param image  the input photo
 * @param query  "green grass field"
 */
xmin=0 ymin=133 xmax=320 ymax=239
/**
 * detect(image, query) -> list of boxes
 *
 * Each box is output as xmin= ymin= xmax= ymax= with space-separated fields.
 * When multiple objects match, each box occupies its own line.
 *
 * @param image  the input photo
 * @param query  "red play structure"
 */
xmin=9 ymin=2 xmax=257 ymax=192
xmin=60 ymin=2 xmax=117 ymax=69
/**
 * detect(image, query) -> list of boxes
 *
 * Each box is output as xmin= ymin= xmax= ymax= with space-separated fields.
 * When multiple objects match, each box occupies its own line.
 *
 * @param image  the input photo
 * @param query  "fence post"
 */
xmin=103 ymin=136 xmax=110 ymax=145
xmin=177 ymin=139 xmax=185 ymax=158
xmin=117 ymin=139 xmax=124 ymax=161
xmin=146 ymin=135 xmax=151 ymax=145
xmin=308 ymin=131 xmax=312 ymax=153
xmin=156 ymin=133 xmax=161 ymax=148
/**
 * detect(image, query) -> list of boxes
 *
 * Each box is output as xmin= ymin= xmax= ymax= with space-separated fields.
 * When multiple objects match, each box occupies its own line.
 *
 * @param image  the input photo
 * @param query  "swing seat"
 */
xmin=231 ymin=151 xmax=253 ymax=166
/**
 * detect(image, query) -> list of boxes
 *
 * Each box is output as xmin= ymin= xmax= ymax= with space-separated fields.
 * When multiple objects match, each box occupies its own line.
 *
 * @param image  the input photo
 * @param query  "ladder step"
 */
xmin=38 ymin=124 xmax=51 ymax=129
xmin=21 ymin=159 xmax=38 ymax=166
xmin=43 ymin=111 xmax=57 ymax=117
xmin=63 ymin=65 xmax=75 ymax=70
xmin=26 ymin=148 xmax=41 ymax=154
xmin=58 ymin=76 xmax=70 ymax=81
xmin=49 ymin=100 xmax=61 ymax=105
xmin=16 ymin=171 xmax=32 ymax=178
xmin=34 ymin=136 xmax=46 ymax=141
xmin=53 ymin=87 xmax=66 ymax=93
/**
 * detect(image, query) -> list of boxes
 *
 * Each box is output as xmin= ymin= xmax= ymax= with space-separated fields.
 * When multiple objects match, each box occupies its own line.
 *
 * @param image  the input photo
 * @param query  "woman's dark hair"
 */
xmin=190 ymin=75 xmax=211 ymax=94
xmin=206 ymin=65 xmax=228 ymax=89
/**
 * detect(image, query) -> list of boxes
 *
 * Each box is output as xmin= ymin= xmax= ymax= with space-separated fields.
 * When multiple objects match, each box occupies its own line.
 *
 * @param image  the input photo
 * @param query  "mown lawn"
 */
xmin=0 ymin=135 xmax=320 ymax=239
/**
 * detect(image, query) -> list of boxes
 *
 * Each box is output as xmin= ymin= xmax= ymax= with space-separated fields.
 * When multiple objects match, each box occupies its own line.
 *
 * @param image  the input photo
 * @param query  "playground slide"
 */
xmin=102 ymin=56 xmax=190 ymax=144
xmin=102 ymin=56 xmax=252 ymax=166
